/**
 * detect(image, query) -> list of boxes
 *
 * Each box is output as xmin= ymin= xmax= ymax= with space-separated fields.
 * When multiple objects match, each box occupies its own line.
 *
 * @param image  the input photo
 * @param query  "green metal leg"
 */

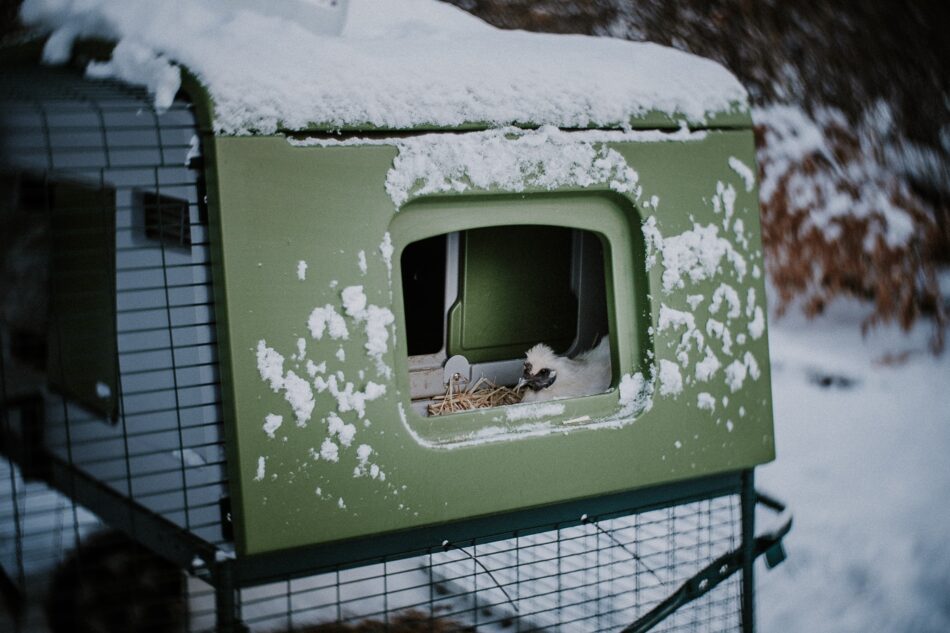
xmin=740 ymin=470 xmax=756 ymax=633
xmin=213 ymin=561 xmax=248 ymax=633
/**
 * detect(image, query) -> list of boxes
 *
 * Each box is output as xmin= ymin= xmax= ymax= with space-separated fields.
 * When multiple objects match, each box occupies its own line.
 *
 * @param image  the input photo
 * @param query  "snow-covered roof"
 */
xmin=20 ymin=0 xmax=749 ymax=135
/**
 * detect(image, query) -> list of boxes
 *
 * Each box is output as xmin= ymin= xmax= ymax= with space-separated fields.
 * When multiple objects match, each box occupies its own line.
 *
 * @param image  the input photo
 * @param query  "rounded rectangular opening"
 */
xmin=401 ymin=224 xmax=612 ymax=416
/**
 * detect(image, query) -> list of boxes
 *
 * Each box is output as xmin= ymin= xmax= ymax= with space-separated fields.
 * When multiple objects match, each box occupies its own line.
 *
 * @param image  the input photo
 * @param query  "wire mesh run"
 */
xmin=1 ymin=65 xmax=228 ymax=548
xmin=2 ymin=453 xmax=742 ymax=632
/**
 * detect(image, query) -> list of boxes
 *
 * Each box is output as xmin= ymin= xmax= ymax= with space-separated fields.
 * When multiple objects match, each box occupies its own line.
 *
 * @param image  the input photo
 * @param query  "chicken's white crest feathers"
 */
xmin=525 ymin=343 xmax=558 ymax=369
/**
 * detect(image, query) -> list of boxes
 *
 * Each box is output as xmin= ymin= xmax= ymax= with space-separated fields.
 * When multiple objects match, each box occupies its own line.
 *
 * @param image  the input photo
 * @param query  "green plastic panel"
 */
xmin=447 ymin=225 xmax=577 ymax=363
xmin=46 ymin=178 xmax=119 ymax=421
xmin=208 ymin=130 xmax=775 ymax=555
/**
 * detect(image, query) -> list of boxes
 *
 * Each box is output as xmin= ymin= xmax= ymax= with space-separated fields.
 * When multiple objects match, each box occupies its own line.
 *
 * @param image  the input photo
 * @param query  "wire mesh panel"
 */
xmin=0 ymin=66 xmax=228 ymax=547
xmin=221 ymin=495 xmax=742 ymax=632
xmin=0 ymin=455 xmax=221 ymax=633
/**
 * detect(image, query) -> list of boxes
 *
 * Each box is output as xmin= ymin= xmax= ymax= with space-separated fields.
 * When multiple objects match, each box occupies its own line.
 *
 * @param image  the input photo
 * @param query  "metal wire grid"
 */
xmin=202 ymin=494 xmax=741 ymax=633
xmin=0 ymin=66 xmax=228 ymax=548
xmin=1 ymin=451 xmax=742 ymax=632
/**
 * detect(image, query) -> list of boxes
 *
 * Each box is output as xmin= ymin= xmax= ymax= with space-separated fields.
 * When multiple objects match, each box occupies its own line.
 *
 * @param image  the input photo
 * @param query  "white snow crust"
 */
xmin=22 ymin=0 xmax=748 ymax=134
xmin=505 ymin=402 xmax=565 ymax=422
xmin=643 ymin=218 xmax=747 ymax=293
xmin=658 ymin=359 xmax=683 ymax=396
xmin=262 ymin=413 xmax=282 ymax=439
xmin=307 ymin=305 xmax=349 ymax=341
xmin=727 ymin=156 xmax=755 ymax=192
xmin=293 ymin=125 xmax=704 ymax=208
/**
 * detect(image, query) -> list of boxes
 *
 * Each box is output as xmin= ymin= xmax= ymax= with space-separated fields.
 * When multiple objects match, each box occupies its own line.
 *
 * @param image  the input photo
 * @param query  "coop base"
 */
xmin=1 ymin=437 xmax=788 ymax=632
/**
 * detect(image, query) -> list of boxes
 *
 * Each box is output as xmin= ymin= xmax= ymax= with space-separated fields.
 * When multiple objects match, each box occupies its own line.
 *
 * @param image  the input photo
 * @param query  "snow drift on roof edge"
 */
xmin=20 ymin=0 xmax=749 ymax=135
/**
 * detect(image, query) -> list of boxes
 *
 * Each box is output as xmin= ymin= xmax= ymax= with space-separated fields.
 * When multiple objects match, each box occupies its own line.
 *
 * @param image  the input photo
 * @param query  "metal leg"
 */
xmin=213 ymin=560 xmax=248 ymax=633
xmin=740 ymin=470 xmax=756 ymax=633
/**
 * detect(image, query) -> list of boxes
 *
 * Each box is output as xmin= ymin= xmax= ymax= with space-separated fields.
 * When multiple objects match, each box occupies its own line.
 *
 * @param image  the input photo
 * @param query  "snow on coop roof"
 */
xmin=20 ymin=0 xmax=749 ymax=135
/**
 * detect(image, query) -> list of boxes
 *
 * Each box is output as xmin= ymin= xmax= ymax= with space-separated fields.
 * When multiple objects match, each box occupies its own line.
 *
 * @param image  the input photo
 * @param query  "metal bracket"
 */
xmin=442 ymin=354 xmax=472 ymax=386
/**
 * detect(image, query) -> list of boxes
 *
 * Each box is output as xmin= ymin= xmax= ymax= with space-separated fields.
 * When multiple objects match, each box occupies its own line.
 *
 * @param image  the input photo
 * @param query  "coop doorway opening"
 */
xmin=400 ymin=225 xmax=612 ymax=416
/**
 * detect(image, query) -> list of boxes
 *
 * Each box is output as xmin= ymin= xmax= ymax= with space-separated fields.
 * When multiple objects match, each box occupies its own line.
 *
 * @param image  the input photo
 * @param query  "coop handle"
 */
xmin=622 ymin=491 xmax=792 ymax=633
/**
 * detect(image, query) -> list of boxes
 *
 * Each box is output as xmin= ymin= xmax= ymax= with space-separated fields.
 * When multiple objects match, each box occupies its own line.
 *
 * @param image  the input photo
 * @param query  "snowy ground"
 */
xmin=757 ymin=298 xmax=950 ymax=632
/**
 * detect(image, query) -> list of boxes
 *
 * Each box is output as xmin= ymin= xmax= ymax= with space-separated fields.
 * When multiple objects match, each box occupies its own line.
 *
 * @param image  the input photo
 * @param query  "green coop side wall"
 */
xmin=208 ymin=129 xmax=774 ymax=556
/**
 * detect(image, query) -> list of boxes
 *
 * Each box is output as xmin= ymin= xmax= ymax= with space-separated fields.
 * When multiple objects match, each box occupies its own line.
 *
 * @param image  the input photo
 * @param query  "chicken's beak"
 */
xmin=515 ymin=377 xmax=527 ymax=390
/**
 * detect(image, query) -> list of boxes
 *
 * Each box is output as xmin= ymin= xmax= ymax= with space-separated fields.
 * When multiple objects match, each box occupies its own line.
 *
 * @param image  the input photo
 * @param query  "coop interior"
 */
xmin=401 ymin=225 xmax=612 ymax=417
xmin=0 ymin=66 xmax=229 ymax=548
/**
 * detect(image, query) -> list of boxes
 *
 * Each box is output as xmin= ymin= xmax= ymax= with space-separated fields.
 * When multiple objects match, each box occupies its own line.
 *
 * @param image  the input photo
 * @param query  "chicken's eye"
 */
xmin=538 ymin=368 xmax=550 ymax=377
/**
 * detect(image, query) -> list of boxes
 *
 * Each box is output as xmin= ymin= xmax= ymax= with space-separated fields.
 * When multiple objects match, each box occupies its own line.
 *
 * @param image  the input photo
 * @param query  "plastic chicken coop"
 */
xmin=1 ymin=1 xmax=791 ymax=631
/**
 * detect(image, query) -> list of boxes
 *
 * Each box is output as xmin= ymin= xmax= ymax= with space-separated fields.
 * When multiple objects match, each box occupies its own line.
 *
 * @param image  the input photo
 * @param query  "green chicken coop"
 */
xmin=0 ymin=1 xmax=791 ymax=631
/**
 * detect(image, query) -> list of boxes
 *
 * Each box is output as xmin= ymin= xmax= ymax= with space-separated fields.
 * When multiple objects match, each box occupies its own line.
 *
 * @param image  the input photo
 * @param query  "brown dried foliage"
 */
xmin=755 ymin=119 xmax=948 ymax=351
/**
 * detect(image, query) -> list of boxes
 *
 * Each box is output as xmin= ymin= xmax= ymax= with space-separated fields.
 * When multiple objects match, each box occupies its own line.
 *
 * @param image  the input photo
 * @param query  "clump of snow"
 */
xmin=686 ymin=294 xmax=704 ymax=310
xmin=95 ymin=381 xmax=111 ymax=399
xmin=506 ymin=402 xmax=566 ymax=422
xmin=335 ymin=347 xmax=345 ymax=362
xmin=262 ymin=414 xmax=282 ymax=439
xmin=364 ymin=382 xmax=387 ymax=400
xmin=185 ymin=134 xmax=200 ymax=165
xmin=326 ymin=412 xmax=356 ymax=447
xmin=353 ymin=443 xmax=384 ymax=479
xmin=695 ymin=346 xmax=722 ymax=382
xmin=21 ymin=0 xmax=749 ymax=134
xmin=658 ymin=304 xmax=704 ymax=366
xmin=644 ymin=220 xmax=747 ymax=293
xmin=337 ymin=497 xmax=346 ymax=510
xmin=308 ymin=305 xmax=349 ymax=340
xmin=384 ymin=126 xmax=644 ymax=207
xmin=341 ymin=285 xmax=368 ymax=317
xmin=282 ymin=370 xmax=315 ymax=426
xmin=658 ymin=359 xmax=683 ymax=396
xmin=724 ymin=359 xmax=748 ymax=393
xmin=743 ymin=351 xmax=761 ymax=380
xmin=697 ymin=392 xmax=716 ymax=411
xmin=295 ymin=337 xmax=307 ymax=360
xmin=356 ymin=444 xmax=372 ymax=464
xmin=297 ymin=260 xmax=308 ymax=280
xmin=306 ymin=360 xmax=326 ymax=378
xmin=749 ymin=306 xmax=766 ymax=340
xmin=712 ymin=181 xmax=737 ymax=231
xmin=618 ymin=372 xmax=652 ymax=413
xmin=336 ymin=286 xmax=395 ymax=376
xmin=326 ymin=375 xmax=387 ymax=419
xmin=709 ymin=283 xmax=741 ymax=320
xmin=378 ymin=233 xmax=393 ymax=277
xmin=357 ymin=250 xmax=367 ymax=275
xmin=728 ymin=156 xmax=756 ymax=192
xmin=254 ymin=456 xmax=266 ymax=482
xmin=706 ymin=318 xmax=734 ymax=355
xmin=256 ymin=340 xmax=285 ymax=391
xmin=319 ymin=438 xmax=340 ymax=462
xmin=85 ymin=39 xmax=180 ymax=112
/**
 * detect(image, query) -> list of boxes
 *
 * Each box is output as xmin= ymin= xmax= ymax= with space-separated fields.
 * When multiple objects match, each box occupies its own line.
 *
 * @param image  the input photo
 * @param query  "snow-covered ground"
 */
xmin=757 ymin=298 xmax=950 ymax=632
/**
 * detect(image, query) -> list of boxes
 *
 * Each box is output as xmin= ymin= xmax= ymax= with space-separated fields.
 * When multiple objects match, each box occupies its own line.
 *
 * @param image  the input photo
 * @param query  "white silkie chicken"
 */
xmin=517 ymin=337 xmax=611 ymax=402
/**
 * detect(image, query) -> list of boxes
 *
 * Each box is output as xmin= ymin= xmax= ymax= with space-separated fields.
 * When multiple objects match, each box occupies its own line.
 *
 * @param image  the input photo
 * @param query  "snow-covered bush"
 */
xmin=756 ymin=104 xmax=947 ymax=351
